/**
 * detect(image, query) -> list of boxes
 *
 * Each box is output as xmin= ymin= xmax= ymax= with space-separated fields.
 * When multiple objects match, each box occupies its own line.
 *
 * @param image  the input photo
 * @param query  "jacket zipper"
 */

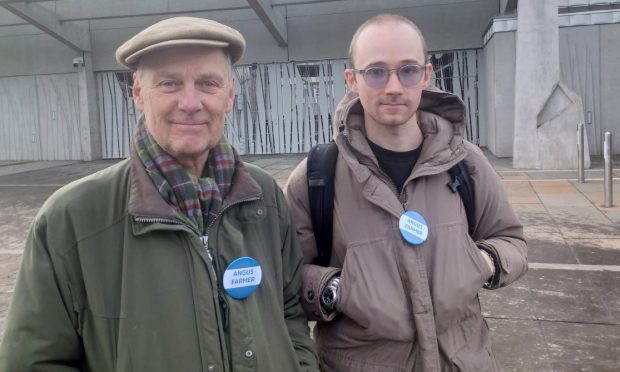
xmin=343 ymin=134 xmax=409 ymax=210
xmin=134 ymin=215 xmax=230 ymax=329
xmin=204 ymin=196 xmax=261 ymax=330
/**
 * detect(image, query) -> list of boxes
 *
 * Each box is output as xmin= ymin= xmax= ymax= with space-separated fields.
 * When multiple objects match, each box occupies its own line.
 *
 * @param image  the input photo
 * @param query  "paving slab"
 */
xmin=497 ymin=172 xmax=532 ymax=181
xmin=511 ymin=204 xmax=560 ymax=234
xmin=481 ymin=269 xmax=619 ymax=325
xmin=526 ymin=232 xmax=579 ymax=264
xmin=602 ymin=210 xmax=620 ymax=224
xmin=0 ymin=186 xmax=59 ymax=253
xmin=582 ymin=270 xmax=620 ymax=324
xmin=487 ymin=319 xmax=554 ymax=372
xmin=566 ymin=238 xmax=620 ymax=266
xmin=503 ymin=180 xmax=541 ymax=204
xmin=531 ymin=181 xmax=594 ymax=208
xmin=540 ymin=321 xmax=620 ymax=372
xmin=0 ymin=255 xmax=20 ymax=340
xmin=526 ymin=169 xmax=609 ymax=180
xmin=546 ymin=206 xmax=620 ymax=239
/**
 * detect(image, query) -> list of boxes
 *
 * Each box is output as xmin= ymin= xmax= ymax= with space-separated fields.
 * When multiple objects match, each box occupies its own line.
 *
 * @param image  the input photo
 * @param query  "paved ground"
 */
xmin=1 ymin=153 xmax=619 ymax=371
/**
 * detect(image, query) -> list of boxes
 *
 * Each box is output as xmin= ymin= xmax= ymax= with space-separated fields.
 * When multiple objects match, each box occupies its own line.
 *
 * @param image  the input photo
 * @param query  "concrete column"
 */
xmin=513 ymin=0 xmax=589 ymax=169
xmin=77 ymin=52 xmax=102 ymax=160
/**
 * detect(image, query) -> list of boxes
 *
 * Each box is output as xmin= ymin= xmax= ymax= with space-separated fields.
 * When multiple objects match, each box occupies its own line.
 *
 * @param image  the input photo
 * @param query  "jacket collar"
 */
xmin=128 ymin=148 xmax=262 ymax=222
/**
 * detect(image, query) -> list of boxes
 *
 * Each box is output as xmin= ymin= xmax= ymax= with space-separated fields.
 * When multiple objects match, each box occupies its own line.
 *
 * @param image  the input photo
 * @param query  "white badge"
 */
xmin=399 ymin=210 xmax=429 ymax=246
xmin=223 ymin=257 xmax=262 ymax=300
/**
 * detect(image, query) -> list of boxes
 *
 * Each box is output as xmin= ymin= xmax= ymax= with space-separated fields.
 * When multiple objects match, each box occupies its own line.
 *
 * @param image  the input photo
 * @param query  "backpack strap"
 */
xmin=447 ymin=160 xmax=476 ymax=237
xmin=307 ymin=142 xmax=339 ymax=267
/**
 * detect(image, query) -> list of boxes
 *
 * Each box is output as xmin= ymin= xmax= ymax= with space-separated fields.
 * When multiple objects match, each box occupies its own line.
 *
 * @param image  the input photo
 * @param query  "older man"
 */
xmin=285 ymin=14 xmax=527 ymax=372
xmin=0 ymin=17 xmax=318 ymax=372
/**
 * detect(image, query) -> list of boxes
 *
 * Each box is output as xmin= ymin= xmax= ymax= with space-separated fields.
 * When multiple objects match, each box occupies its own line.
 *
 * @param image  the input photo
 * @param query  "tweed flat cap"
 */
xmin=115 ymin=16 xmax=246 ymax=70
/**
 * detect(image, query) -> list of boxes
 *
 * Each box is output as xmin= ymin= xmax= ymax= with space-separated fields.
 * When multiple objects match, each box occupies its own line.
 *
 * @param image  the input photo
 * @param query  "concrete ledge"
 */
xmin=0 ymin=161 xmax=78 ymax=177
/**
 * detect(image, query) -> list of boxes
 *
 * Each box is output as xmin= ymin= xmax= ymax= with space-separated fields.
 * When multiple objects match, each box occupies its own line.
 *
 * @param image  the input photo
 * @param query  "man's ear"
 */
xmin=132 ymin=72 xmax=145 ymax=111
xmin=225 ymin=79 xmax=234 ymax=113
xmin=344 ymin=69 xmax=358 ymax=93
xmin=421 ymin=63 xmax=433 ymax=89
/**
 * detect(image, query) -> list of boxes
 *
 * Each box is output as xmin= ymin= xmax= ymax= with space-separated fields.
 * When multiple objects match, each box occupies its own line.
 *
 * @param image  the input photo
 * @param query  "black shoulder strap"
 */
xmin=307 ymin=142 xmax=339 ymax=267
xmin=447 ymin=160 xmax=476 ymax=237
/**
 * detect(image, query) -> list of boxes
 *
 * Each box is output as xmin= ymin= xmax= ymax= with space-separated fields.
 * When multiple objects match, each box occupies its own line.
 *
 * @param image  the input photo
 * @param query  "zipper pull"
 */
xmin=218 ymin=289 xmax=230 ymax=329
xmin=201 ymin=235 xmax=215 ymax=262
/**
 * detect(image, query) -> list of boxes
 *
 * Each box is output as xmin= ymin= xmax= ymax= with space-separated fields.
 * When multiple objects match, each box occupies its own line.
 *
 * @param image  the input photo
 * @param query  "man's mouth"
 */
xmin=380 ymin=102 xmax=406 ymax=106
xmin=171 ymin=120 xmax=207 ymax=126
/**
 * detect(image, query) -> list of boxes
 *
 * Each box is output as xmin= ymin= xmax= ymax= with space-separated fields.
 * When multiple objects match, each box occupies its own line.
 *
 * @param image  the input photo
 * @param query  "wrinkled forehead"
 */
xmin=139 ymin=45 xmax=230 ymax=70
xmin=352 ymin=22 xmax=426 ymax=67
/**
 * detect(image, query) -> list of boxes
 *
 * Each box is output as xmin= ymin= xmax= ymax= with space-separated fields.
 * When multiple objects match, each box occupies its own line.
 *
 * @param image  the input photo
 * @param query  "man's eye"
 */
xmin=159 ymin=80 xmax=179 ymax=88
xmin=199 ymin=80 xmax=220 ymax=89
xmin=365 ymin=68 xmax=386 ymax=77
xmin=400 ymin=65 xmax=421 ymax=76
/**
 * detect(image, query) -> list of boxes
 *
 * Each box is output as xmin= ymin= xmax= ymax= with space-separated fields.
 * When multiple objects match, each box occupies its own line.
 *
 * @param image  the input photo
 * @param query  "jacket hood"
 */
xmin=334 ymin=85 xmax=467 ymax=137
xmin=333 ymin=86 xmax=468 ymax=177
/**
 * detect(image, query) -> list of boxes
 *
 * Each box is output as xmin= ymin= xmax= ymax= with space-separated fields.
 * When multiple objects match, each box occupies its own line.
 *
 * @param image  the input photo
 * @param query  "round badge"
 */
xmin=223 ymin=257 xmax=262 ymax=300
xmin=399 ymin=211 xmax=429 ymax=246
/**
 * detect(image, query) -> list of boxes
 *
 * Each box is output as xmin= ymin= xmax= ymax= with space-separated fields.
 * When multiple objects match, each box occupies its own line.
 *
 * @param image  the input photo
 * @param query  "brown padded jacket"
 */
xmin=284 ymin=88 xmax=527 ymax=372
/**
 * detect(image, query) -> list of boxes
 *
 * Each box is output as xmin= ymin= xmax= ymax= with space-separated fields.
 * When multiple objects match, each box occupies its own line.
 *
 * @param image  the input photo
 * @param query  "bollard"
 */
xmin=604 ymin=132 xmax=613 ymax=207
xmin=577 ymin=123 xmax=585 ymax=183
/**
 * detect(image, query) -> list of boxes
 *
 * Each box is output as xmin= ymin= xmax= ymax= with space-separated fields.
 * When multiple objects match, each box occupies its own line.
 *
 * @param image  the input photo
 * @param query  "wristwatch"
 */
xmin=479 ymin=248 xmax=498 ymax=289
xmin=320 ymin=276 xmax=341 ymax=312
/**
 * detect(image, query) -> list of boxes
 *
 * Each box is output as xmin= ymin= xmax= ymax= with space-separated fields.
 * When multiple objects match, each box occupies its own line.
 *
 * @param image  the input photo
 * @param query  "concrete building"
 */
xmin=0 ymin=0 xmax=618 ymax=163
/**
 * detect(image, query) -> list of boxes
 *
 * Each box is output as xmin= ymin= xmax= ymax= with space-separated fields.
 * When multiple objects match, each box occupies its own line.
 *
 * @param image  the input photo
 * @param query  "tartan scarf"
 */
xmin=133 ymin=118 xmax=236 ymax=234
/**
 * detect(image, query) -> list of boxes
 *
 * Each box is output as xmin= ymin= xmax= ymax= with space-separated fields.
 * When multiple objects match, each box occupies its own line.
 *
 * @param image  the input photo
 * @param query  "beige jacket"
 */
xmin=284 ymin=88 xmax=527 ymax=372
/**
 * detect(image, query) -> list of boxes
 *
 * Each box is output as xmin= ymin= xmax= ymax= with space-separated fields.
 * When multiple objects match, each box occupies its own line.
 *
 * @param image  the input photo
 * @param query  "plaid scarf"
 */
xmin=133 ymin=117 xmax=236 ymax=234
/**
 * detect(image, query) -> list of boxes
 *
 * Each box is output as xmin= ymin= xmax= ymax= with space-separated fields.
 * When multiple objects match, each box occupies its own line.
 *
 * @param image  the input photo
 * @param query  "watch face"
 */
xmin=321 ymin=289 xmax=335 ymax=307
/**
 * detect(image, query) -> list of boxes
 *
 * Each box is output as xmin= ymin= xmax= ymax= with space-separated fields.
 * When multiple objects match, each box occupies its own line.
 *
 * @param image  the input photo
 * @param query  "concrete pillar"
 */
xmin=513 ymin=0 xmax=589 ymax=169
xmin=76 ymin=52 xmax=102 ymax=160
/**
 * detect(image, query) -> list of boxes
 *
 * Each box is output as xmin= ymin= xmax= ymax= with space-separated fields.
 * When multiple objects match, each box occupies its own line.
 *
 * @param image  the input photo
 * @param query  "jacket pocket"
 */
xmin=431 ymin=224 xmax=492 ymax=320
xmin=337 ymin=238 xmax=415 ymax=341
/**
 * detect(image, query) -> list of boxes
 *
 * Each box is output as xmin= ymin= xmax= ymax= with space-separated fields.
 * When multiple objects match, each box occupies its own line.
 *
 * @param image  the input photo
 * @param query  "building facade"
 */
xmin=0 ymin=0 xmax=618 ymax=162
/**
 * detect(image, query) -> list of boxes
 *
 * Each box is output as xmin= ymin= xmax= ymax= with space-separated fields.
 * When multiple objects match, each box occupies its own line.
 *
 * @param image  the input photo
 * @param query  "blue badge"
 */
xmin=399 ymin=211 xmax=429 ymax=246
xmin=223 ymin=257 xmax=262 ymax=300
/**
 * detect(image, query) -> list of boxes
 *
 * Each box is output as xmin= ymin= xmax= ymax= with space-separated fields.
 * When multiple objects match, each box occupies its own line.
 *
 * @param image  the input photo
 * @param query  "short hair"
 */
xmin=348 ymin=14 xmax=428 ymax=68
xmin=135 ymin=47 xmax=234 ymax=81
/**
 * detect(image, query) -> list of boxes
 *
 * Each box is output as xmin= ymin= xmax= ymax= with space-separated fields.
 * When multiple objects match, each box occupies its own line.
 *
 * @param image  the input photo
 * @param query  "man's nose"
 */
xmin=178 ymin=87 xmax=202 ymax=112
xmin=384 ymin=71 xmax=403 ymax=94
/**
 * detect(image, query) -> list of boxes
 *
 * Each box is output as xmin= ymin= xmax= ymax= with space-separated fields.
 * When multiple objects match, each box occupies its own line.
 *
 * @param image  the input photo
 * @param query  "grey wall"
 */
xmin=0 ymin=73 xmax=82 ymax=160
xmin=481 ymin=31 xmax=515 ymax=157
xmin=560 ymin=25 xmax=601 ymax=155
xmin=483 ymin=21 xmax=620 ymax=157
xmin=0 ymin=29 xmax=78 ymax=77
xmin=600 ymin=23 xmax=620 ymax=154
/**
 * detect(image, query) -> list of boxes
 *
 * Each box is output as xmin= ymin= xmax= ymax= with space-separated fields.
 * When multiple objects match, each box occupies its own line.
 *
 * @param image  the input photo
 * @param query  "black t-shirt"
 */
xmin=368 ymin=140 xmax=421 ymax=194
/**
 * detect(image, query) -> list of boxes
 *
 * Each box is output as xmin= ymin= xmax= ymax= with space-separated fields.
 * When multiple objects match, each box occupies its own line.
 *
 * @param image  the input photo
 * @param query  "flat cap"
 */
xmin=115 ymin=16 xmax=245 ymax=70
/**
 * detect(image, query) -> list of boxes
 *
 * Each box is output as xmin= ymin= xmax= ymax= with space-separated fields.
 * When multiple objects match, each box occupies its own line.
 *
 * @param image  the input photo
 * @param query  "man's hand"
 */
xmin=480 ymin=250 xmax=494 ymax=272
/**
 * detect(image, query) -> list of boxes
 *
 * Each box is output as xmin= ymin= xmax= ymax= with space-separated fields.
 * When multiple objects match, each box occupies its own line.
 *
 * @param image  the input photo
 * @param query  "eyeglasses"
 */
xmin=351 ymin=64 xmax=426 ymax=89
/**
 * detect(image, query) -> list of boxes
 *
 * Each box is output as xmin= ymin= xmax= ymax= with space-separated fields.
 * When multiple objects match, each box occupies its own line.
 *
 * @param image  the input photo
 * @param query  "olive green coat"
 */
xmin=0 ymin=154 xmax=318 ymax=372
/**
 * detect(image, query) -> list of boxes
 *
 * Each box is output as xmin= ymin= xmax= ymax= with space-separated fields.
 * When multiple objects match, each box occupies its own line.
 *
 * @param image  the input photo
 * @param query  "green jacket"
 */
xmin=0 ymin=154 xmax=318 ymax=372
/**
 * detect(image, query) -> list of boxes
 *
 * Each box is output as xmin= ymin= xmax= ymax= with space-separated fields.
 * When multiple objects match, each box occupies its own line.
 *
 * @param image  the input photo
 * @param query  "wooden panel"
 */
xmin=35 ymin=74 xmax=82 ymax=160
xmin=0 ymin=76 xmax=41 ymax=160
